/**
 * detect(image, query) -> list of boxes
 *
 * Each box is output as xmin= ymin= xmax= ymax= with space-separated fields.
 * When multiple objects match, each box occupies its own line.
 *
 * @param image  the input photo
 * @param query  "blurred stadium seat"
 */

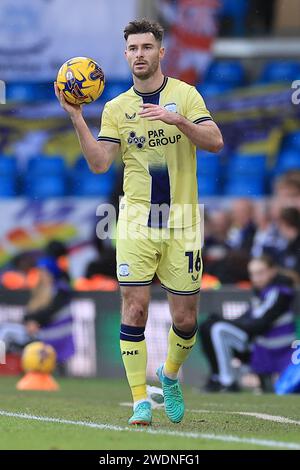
xmin=218 ymin=0 xmax=249 ymax=36
xmin=25 ymin=155 xmax=67 ymax=198
xmin=100 ymin=80 xmax=133 ymax=102
xmin=281 ymin=130 xmax=300 ymax=152
xmin=197 ymin=151 xmax=221 ymax=196
xmin=0 ymin=156 xmax=18 ymax=197
xmin=274 ymin=149 xmax=300 ymax=175
xmin=71 ymin=157 xmax=116 ymax=197
xmin=197 ymin=82 xmax=235 ymax=98
xmin=204 ymin=60 xmax=246 ymax=87
xmin=224 ymin=154 xmax=267 ymax=196
xmin=259 ymin=61 xmax=300 ymax=83
xmin=224 ymin=180 xmax=265 ymax=197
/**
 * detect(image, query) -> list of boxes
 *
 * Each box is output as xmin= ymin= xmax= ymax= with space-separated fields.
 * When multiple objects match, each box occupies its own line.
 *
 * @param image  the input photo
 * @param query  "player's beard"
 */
xmin=132 ymin=56 xmax=160 ymax=80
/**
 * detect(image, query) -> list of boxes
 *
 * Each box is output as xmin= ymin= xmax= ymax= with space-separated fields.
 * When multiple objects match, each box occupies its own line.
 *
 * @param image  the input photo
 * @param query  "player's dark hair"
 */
xmin=124 ymin=19 xmax=164 ymax=43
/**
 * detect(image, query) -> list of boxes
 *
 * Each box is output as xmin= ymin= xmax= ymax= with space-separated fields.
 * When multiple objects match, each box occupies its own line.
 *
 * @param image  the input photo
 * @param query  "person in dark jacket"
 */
xmin=277 ymin=207 xmax=300 ymax=285
xmin=0 ymin=257 xmax=74 ymax=363
xmin=200 ymin=255 xmax=295 ymax=391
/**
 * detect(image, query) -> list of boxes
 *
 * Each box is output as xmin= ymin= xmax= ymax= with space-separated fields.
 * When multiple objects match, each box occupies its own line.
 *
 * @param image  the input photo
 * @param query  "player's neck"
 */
xmin=133 ymin=70 xmax=165 ymax=94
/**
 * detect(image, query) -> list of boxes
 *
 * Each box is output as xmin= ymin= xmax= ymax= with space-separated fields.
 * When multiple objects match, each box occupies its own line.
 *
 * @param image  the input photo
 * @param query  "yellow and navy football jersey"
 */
xmin=98 ymin=76 xmax=212 ymax=228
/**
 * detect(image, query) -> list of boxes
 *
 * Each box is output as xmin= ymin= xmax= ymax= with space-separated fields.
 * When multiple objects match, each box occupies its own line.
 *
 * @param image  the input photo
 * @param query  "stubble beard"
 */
xmin=132 ymin=58 xmax=160 ymax=81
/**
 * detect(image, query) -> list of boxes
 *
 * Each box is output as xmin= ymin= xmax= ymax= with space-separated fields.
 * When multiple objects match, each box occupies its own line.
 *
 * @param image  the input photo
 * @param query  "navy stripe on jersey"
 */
xmin=193 ymin=117 xmax=213 ymax=125
xmin=97 ymin=136 xmax=121 ymax=144
xmin=140 ymin=88 xmax=171 ymax=228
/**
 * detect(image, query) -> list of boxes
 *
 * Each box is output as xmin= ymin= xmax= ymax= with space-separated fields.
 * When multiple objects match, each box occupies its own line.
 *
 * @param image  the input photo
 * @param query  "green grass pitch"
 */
xmin=0 ymin=376 xmax=299 ymax=450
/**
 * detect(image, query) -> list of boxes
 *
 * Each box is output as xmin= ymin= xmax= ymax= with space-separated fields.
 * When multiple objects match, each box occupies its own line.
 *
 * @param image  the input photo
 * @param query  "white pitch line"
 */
xmin=235 ymin=412 xmax=300 ymax=426
xmin=188 ymin=409 xmax=300 ymax=426
xmin=0 ymin=409 xmax=300 ymax=450
xmin=121 ymin=403 xmax=300 ymax=425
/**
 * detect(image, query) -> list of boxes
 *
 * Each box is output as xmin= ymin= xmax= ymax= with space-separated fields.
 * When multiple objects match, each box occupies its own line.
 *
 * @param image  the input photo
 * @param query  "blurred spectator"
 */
xmin=251 ymin=201 xmax=286 ymax=258
xmin=200 ymin=255 xmax=295 ymax=392
xmin=158 ymin=0 xmax=220 ymax=84
xmin=277 ymin=207 xmax=300 ymax=284
xmin=0 ymin=256 xmax=74 ymax=364
xmin=85 ymin=237 xmax=116 ymax=279
xmin=273 ymin=170 xmax=300 ymax=211
xmin=203 ymin=210 xmax=231 ymax=276
xmin=227 ymin=199 xmax=256 ymax=253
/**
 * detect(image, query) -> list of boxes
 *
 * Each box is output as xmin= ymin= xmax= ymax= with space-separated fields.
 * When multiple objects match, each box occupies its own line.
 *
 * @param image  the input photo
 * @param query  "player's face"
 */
xmin=248 ymin=260 xmax=276 ymax=289
xmin=125 ymin=33 xmax=164 ymax=80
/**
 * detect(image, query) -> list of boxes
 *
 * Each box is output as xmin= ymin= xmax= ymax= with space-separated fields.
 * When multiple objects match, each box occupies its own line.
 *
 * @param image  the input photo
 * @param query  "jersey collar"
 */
xmin=133 ymin=76 xmax=168 ymax=97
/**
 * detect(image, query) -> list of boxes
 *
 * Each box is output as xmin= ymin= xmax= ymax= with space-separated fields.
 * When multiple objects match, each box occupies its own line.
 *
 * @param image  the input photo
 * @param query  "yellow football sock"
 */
xmin=164 ymin=324 xmax=197 ymax=379
xmin=120 ymin=324 xmax=147 ymax=404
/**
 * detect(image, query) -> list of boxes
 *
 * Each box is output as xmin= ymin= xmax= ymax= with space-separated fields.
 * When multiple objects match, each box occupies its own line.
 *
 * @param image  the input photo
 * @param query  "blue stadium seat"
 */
xmin=275 ymin=150 xmax=300 ymax=174
xmin=27 ymin=176 xmax=66 ymax=199
xmin=259 ymin=61 xmax=300 ymax=84
xmin=27 ymin=155 xmax=66 ymax=175
xmin=25 ymin=156 xmax=67 ymax=198
xmin=71 ymin=160 xmax=116 ymax=197
xmin=224 ymin=155 xmax=267 ymax=196
xmin=224 ymin=180 xmax=265 ymax=197
xmin=0 ymin=176 xmax=17 ymax=197
xmin=197 ymin=83 xmax=235 ymax=98
xmin=281 ymin=131 xmax=300 ymax=152
xmin=101 ymin=79 xmax=132 ymax=102
xmin=219 ymin=0 xmax=249 ymax=36
xmin=0 ymin=156 xmax=18 ymax=197
xmin=197 ymin=152 xmax=221 ymax=196
xmin=204 ymin=61 xmax=246 ymax=87
xmin=227 ymin=154 xmax=267 ymax=176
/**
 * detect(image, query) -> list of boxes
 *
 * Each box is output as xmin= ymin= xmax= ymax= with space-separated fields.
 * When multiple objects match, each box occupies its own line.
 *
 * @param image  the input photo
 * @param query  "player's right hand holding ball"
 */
xmin=54 ymin=81 xmax=82 ymax=119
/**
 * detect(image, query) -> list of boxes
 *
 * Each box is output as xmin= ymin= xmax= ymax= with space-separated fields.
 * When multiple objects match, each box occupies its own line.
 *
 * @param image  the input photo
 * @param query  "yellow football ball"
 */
xmin=22 ymin=342 xmax=56 ymax=374
xmin=56 ymin=56 xmax=105 ymax=105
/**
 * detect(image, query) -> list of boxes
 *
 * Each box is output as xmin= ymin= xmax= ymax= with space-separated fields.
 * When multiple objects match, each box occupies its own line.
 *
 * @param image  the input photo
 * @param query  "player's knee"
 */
xmin=174 ymin=309 xmax=197 ymax=334
xmin=121 ymin=295 xmax=148 ymax=326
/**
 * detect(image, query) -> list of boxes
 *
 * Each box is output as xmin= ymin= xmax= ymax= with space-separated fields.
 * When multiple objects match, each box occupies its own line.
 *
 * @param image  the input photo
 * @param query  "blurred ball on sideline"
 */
xmin=22 ymin=342 xmax=57 ymax=374
xmin=56 ymin=57 xmax=105 ymax=105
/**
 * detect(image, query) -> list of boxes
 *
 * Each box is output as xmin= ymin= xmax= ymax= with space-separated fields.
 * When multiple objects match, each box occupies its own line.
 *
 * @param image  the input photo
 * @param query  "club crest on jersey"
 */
xmin=125 ymin=112 xmax=137 ymax=120
xmin=127 ymin=131 xmax=145 ymax=149
xmin=164 ymin=102 xmax=177 ymax=113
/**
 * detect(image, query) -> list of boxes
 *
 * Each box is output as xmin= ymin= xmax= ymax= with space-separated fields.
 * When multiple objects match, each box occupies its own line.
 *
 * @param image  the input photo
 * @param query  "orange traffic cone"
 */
xmin=16 ymin=371 xmax=60 ymax=391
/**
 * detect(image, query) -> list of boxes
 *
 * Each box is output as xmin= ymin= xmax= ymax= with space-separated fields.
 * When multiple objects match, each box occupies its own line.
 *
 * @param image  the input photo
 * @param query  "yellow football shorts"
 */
xmin=116 ymin=219 xmax=202 ymax=295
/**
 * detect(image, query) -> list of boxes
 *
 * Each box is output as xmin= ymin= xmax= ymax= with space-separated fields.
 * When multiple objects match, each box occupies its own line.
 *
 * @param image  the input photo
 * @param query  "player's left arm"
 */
xmin=139 ymin=103 xmax=223 ymax=153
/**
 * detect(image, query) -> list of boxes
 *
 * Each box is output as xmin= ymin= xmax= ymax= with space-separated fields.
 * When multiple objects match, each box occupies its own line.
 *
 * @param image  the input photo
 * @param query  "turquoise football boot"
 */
xmin=156 ymin=364 xmax=185 ymax=423
xmin=128 ymin=401 xmax=152 ymax=426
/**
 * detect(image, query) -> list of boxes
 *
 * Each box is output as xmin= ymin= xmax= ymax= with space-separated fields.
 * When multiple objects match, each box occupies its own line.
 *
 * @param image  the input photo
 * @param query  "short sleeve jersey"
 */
xmin=98 ymin=76 xmax=212 ymax=228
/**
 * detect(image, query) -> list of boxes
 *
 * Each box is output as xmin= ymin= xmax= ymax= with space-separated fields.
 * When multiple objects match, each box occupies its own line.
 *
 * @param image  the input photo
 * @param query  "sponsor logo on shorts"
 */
xmin=119 ymin=263 xmax=130 ymax=277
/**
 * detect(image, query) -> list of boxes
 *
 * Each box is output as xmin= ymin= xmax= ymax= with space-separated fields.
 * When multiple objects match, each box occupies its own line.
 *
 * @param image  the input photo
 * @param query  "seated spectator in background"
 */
xmin=203 ymin=210 xmax=231 ymax=278
xmin=273 ymin=170 xmax=300 ymax=211
xmin=0 ymin=256 xmax=74 ymax=364
xmin=251 ymin=201 xmax=287 ymax=258
xmin=85 ymin=236 xmax=116 ymax=279
xmin=199 ymin=255 xmax=295 ymax=392
xmin=205 ymin=199 xmax=255 ymax=284
xmin=227 ymin=199 xmax=256 ymax=253
xmin=277 ymin=207 xmax=300 ymax=285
